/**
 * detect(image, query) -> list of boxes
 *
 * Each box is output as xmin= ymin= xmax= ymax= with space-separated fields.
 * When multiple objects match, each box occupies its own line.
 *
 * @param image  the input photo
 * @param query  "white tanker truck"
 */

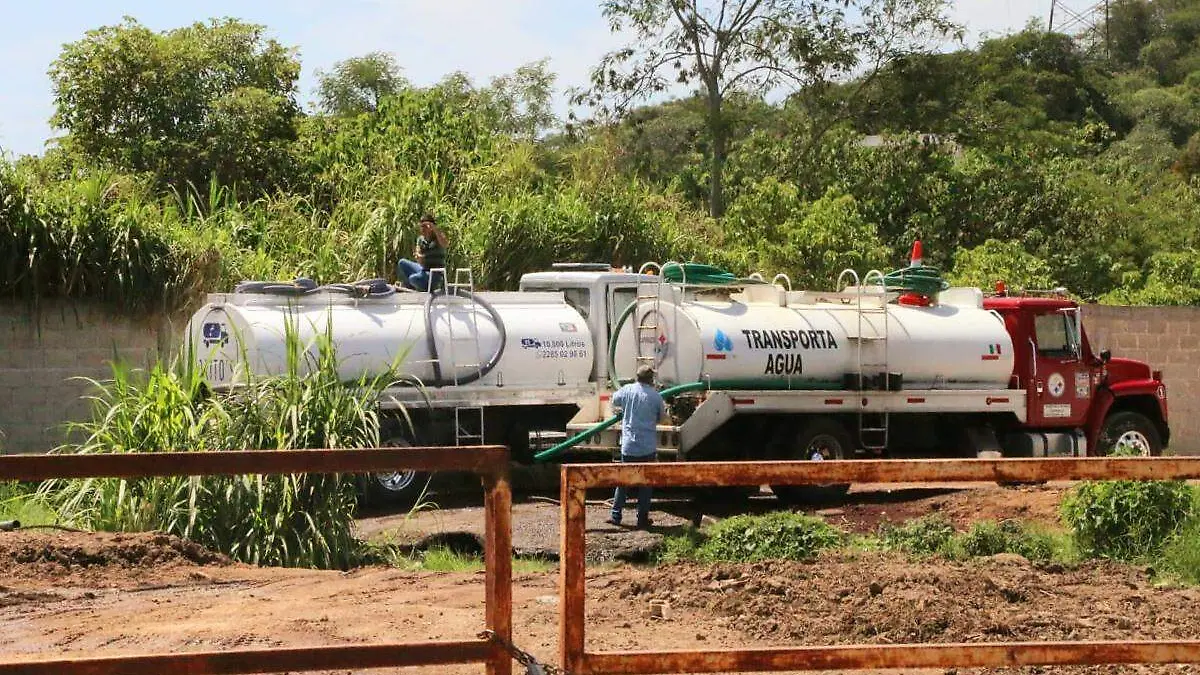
xmin=186 ymin=246 xmax=1170 ymax=505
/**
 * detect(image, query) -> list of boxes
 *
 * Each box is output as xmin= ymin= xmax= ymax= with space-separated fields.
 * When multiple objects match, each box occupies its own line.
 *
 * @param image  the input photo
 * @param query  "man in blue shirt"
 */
xmin=606 ymin=365 xmax=666 ymax=530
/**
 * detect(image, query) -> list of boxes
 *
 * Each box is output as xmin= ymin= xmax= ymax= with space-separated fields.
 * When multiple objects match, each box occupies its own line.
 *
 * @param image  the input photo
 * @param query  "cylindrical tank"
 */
xmin=613 ymin=285 xmax=1014 ymax=389
xmin=185 ymin=291 xmax=594 ymax=389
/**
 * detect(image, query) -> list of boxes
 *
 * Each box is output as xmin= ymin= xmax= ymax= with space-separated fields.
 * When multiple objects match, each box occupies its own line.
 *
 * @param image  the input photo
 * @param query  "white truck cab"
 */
xmin=518 ymin=264 xmax=657 ymax=386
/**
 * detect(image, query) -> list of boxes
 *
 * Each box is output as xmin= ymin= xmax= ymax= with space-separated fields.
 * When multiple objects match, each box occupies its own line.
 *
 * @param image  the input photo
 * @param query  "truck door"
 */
xmin=1027 ymin=308 xmax=1091 ymax=428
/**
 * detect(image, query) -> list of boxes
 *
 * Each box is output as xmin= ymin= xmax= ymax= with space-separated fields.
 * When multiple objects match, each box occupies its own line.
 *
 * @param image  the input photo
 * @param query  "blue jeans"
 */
xmin=397 ymin=259 xmax=429 ymax=291
xmin=610 ymin=454 xmax=655 ymax=525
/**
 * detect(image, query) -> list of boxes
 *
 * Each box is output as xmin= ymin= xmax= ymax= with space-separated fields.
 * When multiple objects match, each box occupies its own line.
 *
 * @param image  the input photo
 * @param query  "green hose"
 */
xmin=661 ymin=262 xmax=763 ymax=286
xmin=532 ymin=381 xmax=709 ymax=462
xmin=882 ymin=264 xmax=949 ymax=297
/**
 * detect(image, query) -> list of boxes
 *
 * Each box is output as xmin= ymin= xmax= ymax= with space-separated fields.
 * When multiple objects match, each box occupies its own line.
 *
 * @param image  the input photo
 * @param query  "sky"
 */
xmin=0 ymin=0 xmax=1053 ymax=157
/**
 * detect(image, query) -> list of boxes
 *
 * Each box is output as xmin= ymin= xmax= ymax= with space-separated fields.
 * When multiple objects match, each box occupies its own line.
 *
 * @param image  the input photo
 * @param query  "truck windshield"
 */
xmin=561 ymin=288 xmax=590 ymax=319
xmin=1034 ymin=313 xmax=1075 ymax=358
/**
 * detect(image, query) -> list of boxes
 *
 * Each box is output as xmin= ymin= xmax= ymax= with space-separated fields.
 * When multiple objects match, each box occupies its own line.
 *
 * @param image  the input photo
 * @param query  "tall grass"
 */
xmin=2 ymin=85 xmax=720 ymax=316
xmin=39 ymin=328 xmax=399 ymax=569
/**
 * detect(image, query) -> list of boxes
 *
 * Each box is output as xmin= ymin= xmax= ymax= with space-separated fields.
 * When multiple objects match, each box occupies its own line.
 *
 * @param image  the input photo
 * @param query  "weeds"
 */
xmin=1061 ymin=479 xmax=1196 ymax=561
xmin=947 ymin=520 xmax=1060 ymax=563
xmin=39 ymin=327 xmax=399 ymax=569
xmin=876 ymin=515 xmax=956 ymax=556
xmin=1162 ymin=517 xmax=1200 ymax=584
xmin=659 ymin=512 xmax=844 ymax=563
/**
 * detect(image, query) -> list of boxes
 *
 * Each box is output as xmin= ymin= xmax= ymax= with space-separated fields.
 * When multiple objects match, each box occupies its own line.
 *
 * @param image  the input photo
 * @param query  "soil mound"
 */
xmin=614 ymin=552 xmax=1200 ymax=650
xmin=0 ymin=530 xmax=227 ymax=579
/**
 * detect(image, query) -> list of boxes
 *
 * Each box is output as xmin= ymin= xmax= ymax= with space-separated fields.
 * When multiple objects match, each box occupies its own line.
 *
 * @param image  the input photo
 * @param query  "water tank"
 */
xmin=185 ymin=290 xmax=594 ymax=390
xmin=612 ymin=285 xmax=1014 ymax=389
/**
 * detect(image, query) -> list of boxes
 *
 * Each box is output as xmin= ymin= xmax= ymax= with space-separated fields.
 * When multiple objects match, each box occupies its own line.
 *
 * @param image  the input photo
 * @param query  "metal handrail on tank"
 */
xmin=772 ymin=273 xmax=793 ymax=291
xmin=837 ymin=269 xmax=860 ymax=293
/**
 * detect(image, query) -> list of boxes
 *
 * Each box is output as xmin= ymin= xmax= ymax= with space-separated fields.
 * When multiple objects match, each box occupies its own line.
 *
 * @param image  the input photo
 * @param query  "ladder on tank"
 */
xmin=441 ymin=267 xmax=486 ymax=447
xmin=633 ymin=262 xmax=665 ymax=376
xmin=840 ymin=269 xmax=892 ymax=452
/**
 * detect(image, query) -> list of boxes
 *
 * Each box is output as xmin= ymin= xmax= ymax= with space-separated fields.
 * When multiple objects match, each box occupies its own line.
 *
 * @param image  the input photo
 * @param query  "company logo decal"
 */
xmin=1048 ymin=372 xmax=1066 ymax=398
xmin=202 ymin=322 xmax=229 ymax=348
xmin=982 ymin=342 xmax=1003 ymax=361
xmin=638 ymin=310 xmax=670 ymax=364
xmin=713 ymin=329 xmax=734 ymax=352
xmin=521 ymin=336 xmax=588 ymax=359
xmin=1075 ymin=371 xmax=1091 ymax=399
xmin=559 ymin=322 xmax=578 ymax=333
xmin=737 ymin=328 xmax=838 ymax=375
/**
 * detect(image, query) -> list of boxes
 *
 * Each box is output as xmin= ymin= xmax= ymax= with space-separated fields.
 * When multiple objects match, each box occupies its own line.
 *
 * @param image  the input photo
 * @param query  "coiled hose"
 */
xmin=423 ymin=287 xmax=506 ymax=387
xmin=882 ymin=264 xmax=949 ymax=297
xmin=661 ymin=262 xmax=764 ymax=286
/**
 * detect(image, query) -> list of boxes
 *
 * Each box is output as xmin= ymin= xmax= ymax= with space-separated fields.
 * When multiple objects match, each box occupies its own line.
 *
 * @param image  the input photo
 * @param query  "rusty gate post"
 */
xmin=560 ymin=466 xmax=588 ymax=674
xmin=485 ymin=465 xmax=514 ymax=675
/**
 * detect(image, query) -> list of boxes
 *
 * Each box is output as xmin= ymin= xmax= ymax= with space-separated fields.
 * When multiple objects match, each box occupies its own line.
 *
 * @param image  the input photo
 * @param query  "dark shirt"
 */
xmin=418 ymin=234 xmax=445 ymax=271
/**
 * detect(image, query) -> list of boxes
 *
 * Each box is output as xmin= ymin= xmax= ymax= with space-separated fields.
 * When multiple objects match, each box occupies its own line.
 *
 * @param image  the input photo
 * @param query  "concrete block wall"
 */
xmin=0 ymin=302 xmax=178 ymax=453
xmin=1082 ymin=305 xmax=1200 ymax=454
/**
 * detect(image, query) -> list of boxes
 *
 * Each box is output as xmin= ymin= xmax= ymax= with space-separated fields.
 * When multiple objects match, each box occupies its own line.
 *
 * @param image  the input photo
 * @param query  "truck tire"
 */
xmin=359 ymin=435 xmax=432 ymax=510
xmin=771 ymin=418 xmax=853 ymax=505
xmin=1097 ymin=411 xmax=1162 ymax=457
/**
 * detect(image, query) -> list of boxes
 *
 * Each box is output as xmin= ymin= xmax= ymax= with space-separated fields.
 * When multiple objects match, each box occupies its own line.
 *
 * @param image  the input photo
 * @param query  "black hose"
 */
xmin=422 ymin=287 xmax=507 ymax=387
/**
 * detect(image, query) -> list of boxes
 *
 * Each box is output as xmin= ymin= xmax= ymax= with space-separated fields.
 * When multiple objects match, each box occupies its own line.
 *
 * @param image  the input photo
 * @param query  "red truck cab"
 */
xmin=984 ymin=293 xmax=1169 ymax=456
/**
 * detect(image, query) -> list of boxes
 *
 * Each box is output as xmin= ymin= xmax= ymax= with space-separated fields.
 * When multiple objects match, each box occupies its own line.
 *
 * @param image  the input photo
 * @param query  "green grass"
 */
xmin=365 ymin=544 xmax=554 ymax=573
xmin=875 ymin=515 xmax=957 ymax=557
xmin=1162 ymin=517 xmax=1200 ymax=585
xmin=0 ymin=482 xmax=59 ymax=527
xmin=942 ymin=520 xmax=1077 ymax=565
xmin=660 ymin=513 xmax=1083 ymax=568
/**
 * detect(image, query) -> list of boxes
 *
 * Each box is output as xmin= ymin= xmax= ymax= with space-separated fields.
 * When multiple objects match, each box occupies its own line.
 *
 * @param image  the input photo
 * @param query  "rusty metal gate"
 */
xmin=559 ymin=457 xmax=1200 ymax=674
xmin=0 ymin=447 xmax=514 ymax=675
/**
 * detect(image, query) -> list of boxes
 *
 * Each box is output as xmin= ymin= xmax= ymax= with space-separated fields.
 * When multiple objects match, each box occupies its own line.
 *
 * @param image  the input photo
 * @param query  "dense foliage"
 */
xmin=4 ymin=2 xmax=1200 ymax=312
xmin=1062 ymin=478 xmax=1197 ymax=560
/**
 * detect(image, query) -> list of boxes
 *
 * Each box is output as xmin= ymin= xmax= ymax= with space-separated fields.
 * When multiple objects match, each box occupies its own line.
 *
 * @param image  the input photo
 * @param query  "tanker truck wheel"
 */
xmin=1097 ymin=411 xmax=1162 ymax=457
xmin=771 ymin=418 xmax=853 ymax=506
xmin=360 ymin=436 xmax=433 ymax=510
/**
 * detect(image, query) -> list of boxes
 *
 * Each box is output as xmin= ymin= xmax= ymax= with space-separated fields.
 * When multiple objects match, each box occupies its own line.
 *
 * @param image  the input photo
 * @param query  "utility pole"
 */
xmin=1047 ymin=0 xmax=1110 ymax=53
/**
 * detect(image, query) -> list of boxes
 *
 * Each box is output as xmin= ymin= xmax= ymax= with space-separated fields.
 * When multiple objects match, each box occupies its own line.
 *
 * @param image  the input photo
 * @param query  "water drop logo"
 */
xmin=713 ymin=329 xmax=734 ymax=352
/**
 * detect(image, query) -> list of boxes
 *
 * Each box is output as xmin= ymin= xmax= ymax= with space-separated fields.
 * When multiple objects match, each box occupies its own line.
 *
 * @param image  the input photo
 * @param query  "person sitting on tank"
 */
xmin=396 ymin=213 xmax=448 ymax=291
xmin=607 ymin=364 xmax=667 ymax=530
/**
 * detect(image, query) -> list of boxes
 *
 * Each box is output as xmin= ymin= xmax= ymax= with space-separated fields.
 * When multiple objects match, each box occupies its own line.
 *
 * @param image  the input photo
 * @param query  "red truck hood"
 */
xmin=1106 ymin=357 xmax=1152 ymax=383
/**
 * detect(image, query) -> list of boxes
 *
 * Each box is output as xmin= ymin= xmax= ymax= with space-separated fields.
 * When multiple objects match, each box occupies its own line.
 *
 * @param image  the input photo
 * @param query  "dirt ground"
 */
xmin=356 ymin=481 xmax=1071 ymax=562
xmin=1 ymin=484 xmax=1197 ymax=675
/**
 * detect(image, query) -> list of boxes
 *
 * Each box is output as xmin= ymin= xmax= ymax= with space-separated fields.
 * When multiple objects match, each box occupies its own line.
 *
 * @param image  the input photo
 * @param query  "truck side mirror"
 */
xmin=1100 ymin=349 xmax=1111 ymax=364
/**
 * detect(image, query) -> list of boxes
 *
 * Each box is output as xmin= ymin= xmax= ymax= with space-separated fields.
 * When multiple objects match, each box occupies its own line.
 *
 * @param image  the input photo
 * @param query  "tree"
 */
xmin=486 ymin=59 xmax=558 ymax=140
xmin=49 ymin=17 xmax=300 ymax=194
xmin=578 ymin=0 xmax=960 ymax=217
xmin=947 ymin=239 xmax=1056 ymax=291
xmin=315 ymin=52 xmax=407 ymax=116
